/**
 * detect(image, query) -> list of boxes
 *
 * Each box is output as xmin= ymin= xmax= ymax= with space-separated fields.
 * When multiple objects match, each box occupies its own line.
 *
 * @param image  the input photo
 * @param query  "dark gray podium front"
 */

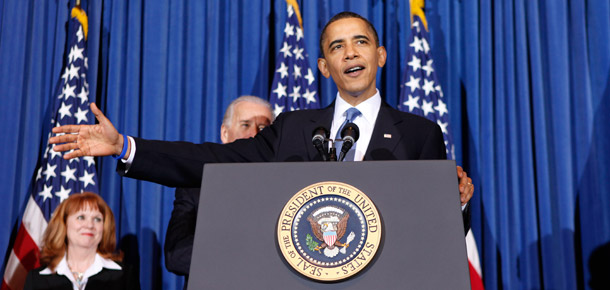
xmin=187 ymin=160 xmax=470 ymax=289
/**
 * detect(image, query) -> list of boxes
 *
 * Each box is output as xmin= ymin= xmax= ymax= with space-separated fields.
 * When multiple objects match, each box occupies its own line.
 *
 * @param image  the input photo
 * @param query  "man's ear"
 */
xmin=377 ymin=46 xmax=387 ymax=68
xmin=318 ymin=58 xmax=330 ymax=78
xmin=220 ymin=125 xmax=229 ymax=144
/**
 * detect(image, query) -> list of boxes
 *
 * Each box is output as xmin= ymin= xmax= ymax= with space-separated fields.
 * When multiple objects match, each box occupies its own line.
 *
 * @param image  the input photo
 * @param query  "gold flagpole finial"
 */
xmin=71 ymin=1 xmax=88 ymax=40
xmin=410 ymin=0 xmax=429 ymax=31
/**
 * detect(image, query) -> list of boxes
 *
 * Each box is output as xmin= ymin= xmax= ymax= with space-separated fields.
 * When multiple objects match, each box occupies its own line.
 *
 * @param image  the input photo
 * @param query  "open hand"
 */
xmin=49 ymin=103 xmax=124 ymax=159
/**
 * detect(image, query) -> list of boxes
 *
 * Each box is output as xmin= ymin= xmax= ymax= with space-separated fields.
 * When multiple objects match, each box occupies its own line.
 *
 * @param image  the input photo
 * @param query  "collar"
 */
xmin=39 ymin=253 xmax=122 ymax=276
xmin=334 ymin=90 xmax=382 ymax=126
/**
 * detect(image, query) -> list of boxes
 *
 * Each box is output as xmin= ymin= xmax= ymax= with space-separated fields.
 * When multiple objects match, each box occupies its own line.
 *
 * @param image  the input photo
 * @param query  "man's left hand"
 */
xmin=457 ymin=166 xmax=474 ymax=206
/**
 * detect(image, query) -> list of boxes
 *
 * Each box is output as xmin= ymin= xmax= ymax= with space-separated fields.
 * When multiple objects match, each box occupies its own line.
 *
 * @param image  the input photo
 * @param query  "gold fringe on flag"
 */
xmin=286 ymin=0 xmax=303 ymax=29
xmin=71 ymin=6 xmax=88 ymax=40
xmin=410 ymin=0 xmax=428 ymax=31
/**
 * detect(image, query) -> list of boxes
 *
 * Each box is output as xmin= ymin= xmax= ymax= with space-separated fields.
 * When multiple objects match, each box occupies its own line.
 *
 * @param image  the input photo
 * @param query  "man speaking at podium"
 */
xmin=49 ymin=12 xmax=474 ymax=217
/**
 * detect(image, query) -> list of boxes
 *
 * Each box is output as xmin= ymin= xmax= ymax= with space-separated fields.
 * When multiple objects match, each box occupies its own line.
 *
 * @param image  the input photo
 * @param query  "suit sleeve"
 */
xmin=116 ymin=113 xmax=284 ymax=188
xmin=418 ymin=121 xmax=447 ymax=160
xmin=164 ymin=187 xmax=199 ymax=276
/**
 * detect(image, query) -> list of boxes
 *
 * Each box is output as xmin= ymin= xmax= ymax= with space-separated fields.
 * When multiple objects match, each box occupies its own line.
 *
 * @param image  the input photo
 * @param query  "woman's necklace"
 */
xmin=68 ymin=263 xmax=86 ymax=290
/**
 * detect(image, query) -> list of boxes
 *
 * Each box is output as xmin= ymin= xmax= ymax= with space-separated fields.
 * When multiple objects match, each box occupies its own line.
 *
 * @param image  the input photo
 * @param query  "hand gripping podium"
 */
xmin=187 ymin=160 xmax=470 ymax=289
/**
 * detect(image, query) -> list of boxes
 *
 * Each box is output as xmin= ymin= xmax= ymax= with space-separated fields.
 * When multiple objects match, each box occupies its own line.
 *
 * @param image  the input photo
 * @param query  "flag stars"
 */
xmin=55 ymin=185 xmax=71 ymax=203
xmin=422 ymin=59 xmax=434 ymax=76
xmin=407 ymin=55 xmax=421 ymax=72
xmin=293 ymin=64 xmax=302 ymax=80
xmin=422 ymin=79 xmax=436 ymax=96
xmin=437 ymin=119 xmax=449 ymax=134
xmin=36 ymin=167 xmax=43 ymax=182
xmin=305 ymin=68 xmax=315 ymax=86
xmin=293 ymin=46 xmax=304 ymax=60
xmin=276 ymin=62 xmax=289 ymax=79
xmin=421 ymin=100 xmax=435 ymax=116
xmin=77 ymin=88 xmax=88 ymax=104
xmin=66 ymin=64 xmax=80 ymax=81
xmin=58 ymin=102 xmax=73 ymax=119
xmin=405 ymin=76 xmax=421 ymax=92
xmin=61 ymin=166 xmax=77 ymax=183
xmin=74 ymin=107 xmax=89 ymax=124
xmin=273 ymin=103 xmax=285 ymax=117
xmin=421 ymin=37 xmax=430 ymax=54
xmin=79 ymin=170 xmax=96 ymax=188
xmin=296 ymin=27 xmax=304 ymax=41
xmin=61 ymin=69 xmax=70 ymax=84
xmin=62 ymin=84 xmax=76 ymax=100
xmin=434 ymin=99 xmax=448 ymax=117
xmin=303 ymin=89 xmax=317 ymax=104
xmin=42 ymin=164 xmax=57 ymax=181
xmin=273 ymin=82 xmax=287 ymax=99
xmin=287 ymin=4 xmax=294 ymax=17
xmin=403 ymin=95 xmax=420 ymax=112
xmin=76 ymin=26 xmax=84 ymax=42
xmin=279 ymin=42 xmax=292 ymax=58
xmin=410 ymin=36 xmax=423 ymax=53
xmin=284 ymin=23 xmax=295 ymax=38
xmin=83 ymin=156 xmax=96 ymax=168
xmin=49 ymin=145 xmax=63 ymax=161
xmin=39 ymin=184 xmax=54 ymax=202
xmin=68 ymin=45 xmax=84 ymax=64
xmin=289 ymin=86 xmax=301 ymax=103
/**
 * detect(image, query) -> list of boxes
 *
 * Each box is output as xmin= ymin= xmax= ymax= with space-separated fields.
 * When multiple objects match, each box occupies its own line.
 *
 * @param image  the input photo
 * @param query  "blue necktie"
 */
xmin=335 ymin=108 xmax=362 ymax=161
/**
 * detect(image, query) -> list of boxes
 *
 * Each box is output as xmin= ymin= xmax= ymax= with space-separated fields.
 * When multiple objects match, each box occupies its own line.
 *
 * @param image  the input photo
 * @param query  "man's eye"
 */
xmin=258 ymin=125 xmax=267 ymax=131
xmin=241 ymin=123 xmax=250 ymax=128
xmin=332 ymin=44 xmax=342 ymax=51
xmin=356 ymin=40 xmax=367 ymax=45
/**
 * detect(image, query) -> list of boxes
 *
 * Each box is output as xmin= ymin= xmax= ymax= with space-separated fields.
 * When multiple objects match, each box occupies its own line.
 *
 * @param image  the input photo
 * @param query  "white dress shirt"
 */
xmin=329 ymin=90 xmax=382 ymax=161
xmin=39 ymin=253 xmax=121 ymax=290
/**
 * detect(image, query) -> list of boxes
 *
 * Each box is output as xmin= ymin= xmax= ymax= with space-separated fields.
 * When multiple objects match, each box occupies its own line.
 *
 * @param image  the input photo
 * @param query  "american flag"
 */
xmin=399 ymin=11 xmax=484 ymax=290
xmin=2 ymin=8 xmax=99 ymax=290
xmin=399 ymin=16 xmax=454 ymax=159
xmin=269 ymin=1 xmax=320 ymax=116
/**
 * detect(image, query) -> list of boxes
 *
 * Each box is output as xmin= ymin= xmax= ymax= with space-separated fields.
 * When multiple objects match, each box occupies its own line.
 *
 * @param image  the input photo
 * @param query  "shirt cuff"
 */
xmin=120 ymin=136 xmax=136 ymax=173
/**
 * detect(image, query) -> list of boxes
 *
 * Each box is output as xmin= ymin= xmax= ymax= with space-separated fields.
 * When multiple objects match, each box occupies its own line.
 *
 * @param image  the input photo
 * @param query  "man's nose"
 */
xmin=344 ymin=44 xmax=358 ymax=60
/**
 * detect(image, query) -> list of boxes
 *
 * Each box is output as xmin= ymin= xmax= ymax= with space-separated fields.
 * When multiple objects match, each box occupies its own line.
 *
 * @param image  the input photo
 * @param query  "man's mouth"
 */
xmin=344 ymin=66 xmax=365 ymax=74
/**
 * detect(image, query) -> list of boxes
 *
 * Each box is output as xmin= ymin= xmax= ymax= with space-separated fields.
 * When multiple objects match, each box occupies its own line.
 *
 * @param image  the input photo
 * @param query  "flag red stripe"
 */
xmin=2 ymin=279 xmax=11 ymax=290
xmin=468 ymin=261 xmax=485 ymax=290
xmin=12 ymin=223 xmax=41 ymax=270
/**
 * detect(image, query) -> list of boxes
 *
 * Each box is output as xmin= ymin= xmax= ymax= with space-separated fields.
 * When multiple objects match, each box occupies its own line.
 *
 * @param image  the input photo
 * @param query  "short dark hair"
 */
xmin=319 ymin=12 xmax=380 ymax=58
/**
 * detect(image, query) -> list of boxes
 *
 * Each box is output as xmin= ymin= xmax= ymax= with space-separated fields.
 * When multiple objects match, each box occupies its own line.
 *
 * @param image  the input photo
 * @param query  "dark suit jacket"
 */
xmin=164 ymin=187 xmax=199 ymax=278
xmin=118 ymin=102 xmax=448 ymax=187
xmin=145 ymin=102 xmax=470 ymax=278
xmin=23 ymin=263 xmax=139 ymax=290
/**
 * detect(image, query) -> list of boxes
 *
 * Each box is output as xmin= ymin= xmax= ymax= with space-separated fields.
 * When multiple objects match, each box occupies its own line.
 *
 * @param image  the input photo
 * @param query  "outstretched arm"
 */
xmin=49 ymin=103 xmax=127 ymax=159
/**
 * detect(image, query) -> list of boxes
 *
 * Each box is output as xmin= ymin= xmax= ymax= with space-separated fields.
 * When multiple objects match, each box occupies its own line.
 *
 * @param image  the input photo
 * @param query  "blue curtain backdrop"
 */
xmin=1 ymin=0 xmax=609 ymax=289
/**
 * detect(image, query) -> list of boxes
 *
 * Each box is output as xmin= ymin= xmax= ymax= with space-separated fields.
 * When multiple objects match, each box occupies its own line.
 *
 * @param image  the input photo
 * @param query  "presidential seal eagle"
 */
xmin=307 ymin=205 xmax=353 ymax=258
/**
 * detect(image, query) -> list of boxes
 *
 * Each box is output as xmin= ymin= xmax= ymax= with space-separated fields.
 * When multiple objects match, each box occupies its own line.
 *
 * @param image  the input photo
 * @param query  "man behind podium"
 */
xmin=49 ymin=12 xmax=473 ymax=223
xmin=164 ymin=96 xmax=274 ymax=280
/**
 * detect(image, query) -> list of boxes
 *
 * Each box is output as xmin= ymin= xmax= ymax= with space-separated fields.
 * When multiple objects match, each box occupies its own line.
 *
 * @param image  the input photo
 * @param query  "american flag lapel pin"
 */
xmin=384 ymin=134 xmax=392 ymax=139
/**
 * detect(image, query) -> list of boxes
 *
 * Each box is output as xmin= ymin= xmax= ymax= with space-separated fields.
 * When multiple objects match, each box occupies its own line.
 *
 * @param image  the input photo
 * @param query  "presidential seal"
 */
xmin=276 ymin=181 xmax=382 ymax=281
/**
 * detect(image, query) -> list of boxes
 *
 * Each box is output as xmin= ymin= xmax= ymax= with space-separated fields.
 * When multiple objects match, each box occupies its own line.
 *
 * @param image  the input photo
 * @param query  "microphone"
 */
xmin=338 ymin=123 xmax=360 ymax=161
xmin=311 ymin=126 xmax=330 ymax=161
